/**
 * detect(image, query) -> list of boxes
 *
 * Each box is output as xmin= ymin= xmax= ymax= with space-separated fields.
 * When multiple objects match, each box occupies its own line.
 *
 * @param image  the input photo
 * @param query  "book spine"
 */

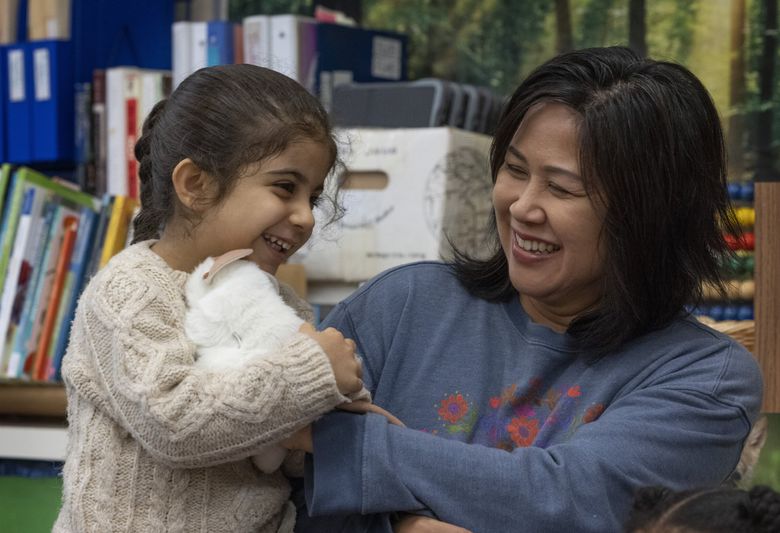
xmin=33 ymin=214 xmax=79 ymax=381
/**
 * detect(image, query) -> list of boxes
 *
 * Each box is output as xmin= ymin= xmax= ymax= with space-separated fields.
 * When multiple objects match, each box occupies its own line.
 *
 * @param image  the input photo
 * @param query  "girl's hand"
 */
xmin=280 ymin=424 xmax=313 ymax=453
xmin=299 ymin=323 xmax=363 ymax=395
xmin=394 ymin=515 xmax=472 ymax=533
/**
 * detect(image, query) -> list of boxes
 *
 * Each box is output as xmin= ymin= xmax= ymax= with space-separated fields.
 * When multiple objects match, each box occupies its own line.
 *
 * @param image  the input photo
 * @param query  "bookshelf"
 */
xmin=0 ymin=381 xmax=67 ymax=462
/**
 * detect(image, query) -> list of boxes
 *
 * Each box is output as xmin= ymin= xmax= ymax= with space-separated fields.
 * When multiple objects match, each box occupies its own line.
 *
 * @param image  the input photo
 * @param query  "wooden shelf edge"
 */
xmin=0 ymin=381 xmax=67 ymax=418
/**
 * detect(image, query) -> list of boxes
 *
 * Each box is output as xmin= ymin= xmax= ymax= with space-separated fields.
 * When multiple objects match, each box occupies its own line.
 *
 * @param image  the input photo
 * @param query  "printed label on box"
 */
xmin=371 ymin=36 xmax=402 ymax=80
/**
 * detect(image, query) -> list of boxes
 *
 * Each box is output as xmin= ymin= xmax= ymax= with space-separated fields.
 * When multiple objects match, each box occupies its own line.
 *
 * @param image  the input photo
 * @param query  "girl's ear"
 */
xmin=171 ymin=158 xmax=215 ymax=213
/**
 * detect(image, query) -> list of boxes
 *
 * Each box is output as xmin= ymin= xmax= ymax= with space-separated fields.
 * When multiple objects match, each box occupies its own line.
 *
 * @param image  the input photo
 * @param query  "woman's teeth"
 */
xmin=515 ymin=235 xmax=560 ymax=254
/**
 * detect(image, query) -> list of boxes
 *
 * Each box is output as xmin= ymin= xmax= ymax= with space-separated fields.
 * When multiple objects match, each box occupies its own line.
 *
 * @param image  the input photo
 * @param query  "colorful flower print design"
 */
xmin=426 ymin=378 xmax=605 ymax=451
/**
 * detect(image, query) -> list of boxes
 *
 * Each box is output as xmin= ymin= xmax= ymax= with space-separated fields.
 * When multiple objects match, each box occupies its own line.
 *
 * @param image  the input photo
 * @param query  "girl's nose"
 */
xmin=290 ymin=199 xmax=315 ymax=230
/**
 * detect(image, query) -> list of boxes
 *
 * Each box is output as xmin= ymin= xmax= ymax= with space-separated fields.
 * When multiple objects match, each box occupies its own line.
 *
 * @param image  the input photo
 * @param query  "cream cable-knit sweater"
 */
xmin=53 ymin=241 xmax=349 ymax=533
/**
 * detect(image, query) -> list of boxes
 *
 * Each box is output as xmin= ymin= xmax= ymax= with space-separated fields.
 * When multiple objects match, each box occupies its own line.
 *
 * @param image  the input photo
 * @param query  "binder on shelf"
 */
xmin=206 ymin=20 xmax=234 ymax=66
xmin=315 ymin=22 xmax=408 ymax=108
xmin=242 ymin=14 xmax=271 ymax=68
xmin=269 ymin=14 xmax=317 ymax=89
xmin=172 ymin=20 xmax=192 ymax=88
xmin=71 ymin=0 xmax=174 ymax=84
xmin=30 ymin=39 xmax=75 ymax=163
xmin=105 ymin=67 xmax=138 ymax=198
xmin=190 ymin=21 xmax=208 ymax=73
xmin=5 ymin=42 xmax=33 ymax=163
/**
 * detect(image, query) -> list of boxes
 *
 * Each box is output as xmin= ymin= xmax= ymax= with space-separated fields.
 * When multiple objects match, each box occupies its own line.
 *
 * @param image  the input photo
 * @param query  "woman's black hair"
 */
xmin=132 ymin=64 xmax=339 ymax=243
xmin=451 ymin=46 xmax=739 ymax=353
xmin=625 ymin=485 xmax=780 ymax=533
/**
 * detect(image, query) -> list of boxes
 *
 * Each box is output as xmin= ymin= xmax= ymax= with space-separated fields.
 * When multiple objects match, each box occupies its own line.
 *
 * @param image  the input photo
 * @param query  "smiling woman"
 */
xmin=290 ymin=47 xmax=764 ymax=533
xmin=493 ymin=102 xmax=606 ymax=331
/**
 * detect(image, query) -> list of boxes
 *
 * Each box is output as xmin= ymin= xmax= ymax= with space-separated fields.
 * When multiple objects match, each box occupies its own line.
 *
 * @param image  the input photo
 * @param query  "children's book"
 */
xmin=0 ymin=166 xmax=96 ymax=291
xmin=8 ymin=202 xmax=77 ymax=378
xmin=84 ymin=194 xmax=113 ymax=279
xmin=48 ymin=206 xmax=98 ymax=381
xmin=0 ymin=163 xmax=13 ymax=218
xmin=0 ymin=185 xmax=48 ymax=372
xmin=99 ymin=195 xmax=138 ymax=268
xmin=32 ymin=213 xmax=79 ymax=381
xmin=4 ymin=199 xmax=57 ymax=378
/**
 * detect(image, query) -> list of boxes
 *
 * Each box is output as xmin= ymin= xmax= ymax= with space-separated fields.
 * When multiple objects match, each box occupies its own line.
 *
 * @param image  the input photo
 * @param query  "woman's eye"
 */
xmin=549 ymin=182 xmax=573 ymax=196
xmin=506 ymin=163 xmax=528 ymax=177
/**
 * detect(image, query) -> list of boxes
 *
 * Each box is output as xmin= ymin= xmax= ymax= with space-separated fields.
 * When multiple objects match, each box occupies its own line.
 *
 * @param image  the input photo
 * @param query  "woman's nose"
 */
xmin=510 ymin=181 xmax=546 ymax=224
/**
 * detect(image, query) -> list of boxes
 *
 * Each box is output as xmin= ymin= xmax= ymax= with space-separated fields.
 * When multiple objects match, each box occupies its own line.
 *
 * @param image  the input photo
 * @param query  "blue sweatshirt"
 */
xmin=298 ymin=262 xmax=763 ymax=533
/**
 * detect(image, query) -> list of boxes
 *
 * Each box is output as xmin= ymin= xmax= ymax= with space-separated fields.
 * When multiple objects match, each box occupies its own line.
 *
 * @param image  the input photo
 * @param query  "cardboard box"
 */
xmin=292 ymin=127 xmax=494 ymax=281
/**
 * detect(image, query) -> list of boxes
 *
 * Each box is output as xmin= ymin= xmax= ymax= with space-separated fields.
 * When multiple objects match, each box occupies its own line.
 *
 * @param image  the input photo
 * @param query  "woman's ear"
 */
xmin=171 ymin=158 xmax=215 ymax=213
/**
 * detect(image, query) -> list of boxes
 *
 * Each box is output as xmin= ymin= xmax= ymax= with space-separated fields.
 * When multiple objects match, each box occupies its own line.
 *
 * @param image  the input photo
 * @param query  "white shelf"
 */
xmin=0 ymin=423 xmax=67 ymax=461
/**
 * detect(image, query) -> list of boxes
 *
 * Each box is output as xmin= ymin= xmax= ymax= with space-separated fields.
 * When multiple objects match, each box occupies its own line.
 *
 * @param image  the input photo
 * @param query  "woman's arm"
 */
xmin=304 ymin=385 xmax=755 ymax=532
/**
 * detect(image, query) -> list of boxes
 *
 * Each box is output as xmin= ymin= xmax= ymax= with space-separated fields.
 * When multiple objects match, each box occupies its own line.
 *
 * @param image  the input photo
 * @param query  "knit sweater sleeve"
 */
xmin=63 ymin=255 xmax=347 ymax=469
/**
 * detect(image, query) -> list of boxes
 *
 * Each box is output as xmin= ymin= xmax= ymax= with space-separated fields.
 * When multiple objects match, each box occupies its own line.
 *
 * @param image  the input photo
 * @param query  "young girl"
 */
xmin=625 ymin=484 xmax=780 ymax=533
xmin=53 ymin=64 xmax=364 ymax=533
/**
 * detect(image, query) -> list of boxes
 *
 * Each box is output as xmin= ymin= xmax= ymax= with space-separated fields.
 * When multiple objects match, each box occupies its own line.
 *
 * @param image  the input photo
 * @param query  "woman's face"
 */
xmin=493 ymin=102 xmax=606 ymax=325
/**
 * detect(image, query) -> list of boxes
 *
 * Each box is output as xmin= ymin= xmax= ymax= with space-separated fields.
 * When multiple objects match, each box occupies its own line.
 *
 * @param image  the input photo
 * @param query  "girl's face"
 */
xmin=492 ymin=102 xmax=606 ymax=328
xmin=195 ymin=138 xmax=333 ymax=275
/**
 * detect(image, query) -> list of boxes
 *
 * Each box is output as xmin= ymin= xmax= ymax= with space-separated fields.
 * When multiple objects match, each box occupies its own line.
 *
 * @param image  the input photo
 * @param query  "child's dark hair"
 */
xmin=625 ymin=485 xmax=780 ymax=533
xmin=132 ymin=64 xmax=339 ymax=243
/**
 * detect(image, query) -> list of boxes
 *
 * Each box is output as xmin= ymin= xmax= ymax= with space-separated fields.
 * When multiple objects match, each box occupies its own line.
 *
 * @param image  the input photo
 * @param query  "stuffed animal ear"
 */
xmin=203 ymin=249 xmax=254 ymax=284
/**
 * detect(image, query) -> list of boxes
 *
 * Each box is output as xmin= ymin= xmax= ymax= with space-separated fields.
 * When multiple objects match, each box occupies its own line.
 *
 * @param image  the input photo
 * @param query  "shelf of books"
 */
xmin=0 ymin=163 xmax=140 ymax=391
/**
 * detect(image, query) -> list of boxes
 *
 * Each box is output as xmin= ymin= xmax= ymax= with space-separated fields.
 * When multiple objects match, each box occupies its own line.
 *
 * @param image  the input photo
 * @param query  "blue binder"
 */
xmin=207 ymin=21 xmax=234 ymax=66
xmin=5 ymin=43 xmax=33 ymax=164
xmin=71 ymin=0 xmax=174 ymax=84
xmin=31 ymin=40 xmax=75 ymax=163
xmin=315 ymin=23 xmax=408 ymax=99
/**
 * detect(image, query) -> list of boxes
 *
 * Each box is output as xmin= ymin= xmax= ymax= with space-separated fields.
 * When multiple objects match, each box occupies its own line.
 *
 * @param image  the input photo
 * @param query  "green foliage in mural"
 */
xmin=228 ymin=0 xmax=778 ymax=179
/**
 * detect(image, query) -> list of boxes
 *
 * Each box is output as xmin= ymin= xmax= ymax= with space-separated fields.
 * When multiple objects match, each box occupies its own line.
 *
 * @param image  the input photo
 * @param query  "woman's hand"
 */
xmin=394 ymin=515 xmax=472 ymax=533
xmin=280 ymin=424 xmax=313 ymax=453
xmin=299 ymin=323 xmax=363 ymax=395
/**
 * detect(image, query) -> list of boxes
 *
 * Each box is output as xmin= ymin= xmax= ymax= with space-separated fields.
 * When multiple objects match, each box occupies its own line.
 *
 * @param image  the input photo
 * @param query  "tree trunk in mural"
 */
xmin=755 ymin=0 xmax=778 ymax=180
xmin=628 ymin=0 xmax=646 ymax=57
xmin=555 ymin=0 xmax=573 ymax=53
xmin=728 ymin=0 xmax=747 ymax=178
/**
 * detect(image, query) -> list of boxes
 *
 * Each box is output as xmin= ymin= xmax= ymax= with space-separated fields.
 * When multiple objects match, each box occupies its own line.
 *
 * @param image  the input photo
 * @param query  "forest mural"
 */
xmin=231 ymin=0 xmax=778 ymax=181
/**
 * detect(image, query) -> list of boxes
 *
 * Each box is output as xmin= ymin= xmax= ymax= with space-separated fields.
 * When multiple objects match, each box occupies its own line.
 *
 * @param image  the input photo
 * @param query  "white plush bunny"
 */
xmin=185 ymin=249 xmax=300 ymax=473
xmin=185 ymin=249 xmax=404 ymax=475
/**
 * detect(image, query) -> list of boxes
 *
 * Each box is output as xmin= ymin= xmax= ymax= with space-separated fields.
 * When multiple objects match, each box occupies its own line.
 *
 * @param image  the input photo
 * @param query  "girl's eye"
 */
xmin=274 ymin=182 xmax=295 ymax=194
xmin=310 ymin=195 xmax=322 ymax=208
